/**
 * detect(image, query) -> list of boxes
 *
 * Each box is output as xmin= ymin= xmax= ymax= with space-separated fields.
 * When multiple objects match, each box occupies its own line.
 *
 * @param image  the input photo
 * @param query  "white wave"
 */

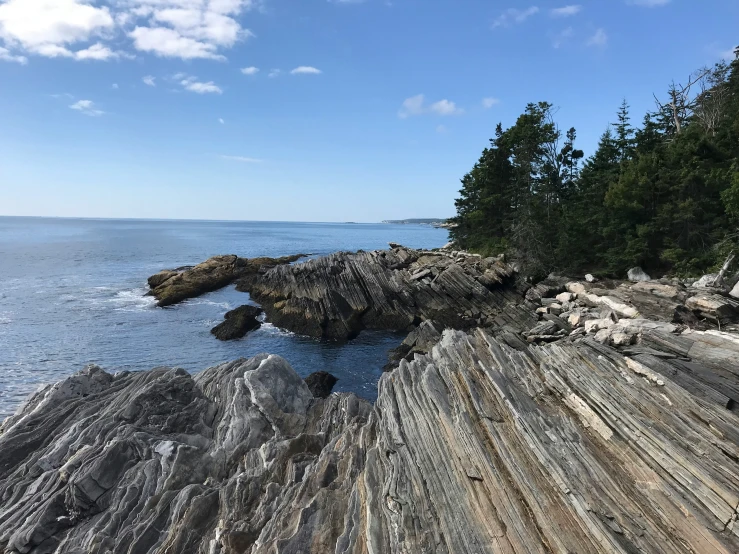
xmin=259 ymin=322 xmax=295 ymax=337
xmin=185 ymin=299 xmax=233 ymax=310
xmin=108 ymin=288 xmax=158 ymax=311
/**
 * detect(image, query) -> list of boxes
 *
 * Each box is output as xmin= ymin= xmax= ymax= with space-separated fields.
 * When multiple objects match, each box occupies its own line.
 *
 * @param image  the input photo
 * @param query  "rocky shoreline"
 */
xmin=1 ymin=245 xmax=738 ymax=553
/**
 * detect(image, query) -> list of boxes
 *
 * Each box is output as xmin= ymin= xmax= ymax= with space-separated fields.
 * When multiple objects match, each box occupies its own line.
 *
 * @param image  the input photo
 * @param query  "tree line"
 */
xmin=450 ymin=48 xmax=739 ymax=279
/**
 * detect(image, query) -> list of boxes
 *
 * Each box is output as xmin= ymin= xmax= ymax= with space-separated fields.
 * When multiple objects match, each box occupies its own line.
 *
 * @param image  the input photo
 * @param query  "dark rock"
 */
xmin=147 ymin=254 xmax=307 ymax=307
xmin=210 ymin=305 xmax=263 ymax=341
xmin=304 ymin=371 xmax=339 ymax=398
xmin=386 ymin=320 xmax=442 ymax=370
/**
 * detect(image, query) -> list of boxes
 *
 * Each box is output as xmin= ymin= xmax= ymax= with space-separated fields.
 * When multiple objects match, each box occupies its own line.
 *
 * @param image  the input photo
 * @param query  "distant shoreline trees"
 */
xmin=450 ymin=48 xmax=739 ymax=279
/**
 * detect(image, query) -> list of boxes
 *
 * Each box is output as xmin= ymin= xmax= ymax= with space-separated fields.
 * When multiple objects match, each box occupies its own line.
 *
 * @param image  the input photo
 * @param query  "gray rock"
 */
xmin=731 ymin=280 xmax=739 ymax=299
xmin=585 ymin=273 xmax=597 ymax=283
xmin=627 ymin=266 xmax=651 ymax=282
xmin=694 ymin=273 xmax=719 ymax=288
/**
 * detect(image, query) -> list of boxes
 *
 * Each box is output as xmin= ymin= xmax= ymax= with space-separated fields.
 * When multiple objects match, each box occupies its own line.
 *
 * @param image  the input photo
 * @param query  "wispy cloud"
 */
xmin=241 ymin=66 xmax=259 ymax=75
xmin=291 ymin=66 xmax=322 ymax=75
xmin=112 ymin=83 xmax=119 ymax=89
xmin=552 ymin=27 xmax=574 ymax=48
xmin=429 ymin=99 xmax=463 ymax=116
xmin=219 ymin=118 xmax=225 ymax=124
xmin=436 ymin=124 xmax=447 ymax=134
xmin=0 ymin=45 xmax=26 ymax=64
xmin=268 ymin=69 xmax=282 ymax=78
xmin=587 ymin=28 xmax=608 ymax=48
xmin=220 ymin=155 xmax=263 ymax=163
xmin=492 ymin=6 xmax=539 ymax=28
xmin=143 ymin=75 xmax=156 ymax=87
xmin=550 ymin=5 xmax=581 ymax=17
xmin=181 ymin=76 xmax=222 ymax=94
xmin=626 ymin=0 xmax=670 ymax=6
xmin=399 ymin=95 xmax=464 ymax=118
xmin=721 ymin=46 xmax=737 ymax=60
xmin=482 ymin=97 xmax=500 ymax=109
xmin=69 ymin=100 xmax=104 ymax=117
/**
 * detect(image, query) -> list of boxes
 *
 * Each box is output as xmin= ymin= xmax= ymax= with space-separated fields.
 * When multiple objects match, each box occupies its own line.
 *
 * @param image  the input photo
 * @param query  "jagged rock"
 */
xmin=244 ymin=247 xmax=535 ymax=340
xmin=525 ymin=274 xmax=570 ymax=302
xmin=2 ymin=329 xmax=739 ymax=552
xmin=556 ymin=291 xmax=575 ymax=303
xmin=730 ymin=280 xmax=739 ymax=299
xmin=147 ymin=254 xmax=307 ymax=307
xmin=627 ymin=266 xmax=651 ymax=282
xmin=210 ymin=305 xmax=263 ymax=341
xmin=584 ymin=318 xmax=614 ymax=334
xmin=304 ymin=371 xmax=339 ymax=398
xmin=386 ymin=320 xmax=442 ymax=369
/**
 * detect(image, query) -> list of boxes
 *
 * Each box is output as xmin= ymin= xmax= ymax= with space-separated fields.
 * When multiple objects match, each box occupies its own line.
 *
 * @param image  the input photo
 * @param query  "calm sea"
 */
xmin=0 ymin=217 xmax=448 ymax=418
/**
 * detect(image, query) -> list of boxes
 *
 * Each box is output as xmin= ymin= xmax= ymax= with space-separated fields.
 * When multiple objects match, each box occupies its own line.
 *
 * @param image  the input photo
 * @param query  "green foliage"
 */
xmin=451 ymin=51 xmax=739 ymax=278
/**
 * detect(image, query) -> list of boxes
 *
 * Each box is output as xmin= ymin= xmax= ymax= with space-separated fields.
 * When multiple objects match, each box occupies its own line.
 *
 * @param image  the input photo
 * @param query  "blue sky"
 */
xmin=0 ymin=0 xmax=736 ymax=222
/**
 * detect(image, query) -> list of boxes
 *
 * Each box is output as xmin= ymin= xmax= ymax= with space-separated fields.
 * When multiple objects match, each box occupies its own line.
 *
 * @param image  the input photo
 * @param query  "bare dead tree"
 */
xmin=694 ymin=63 xmax=731 ymax=136
xmin=653 ymin=68 xmax=711 ymax=135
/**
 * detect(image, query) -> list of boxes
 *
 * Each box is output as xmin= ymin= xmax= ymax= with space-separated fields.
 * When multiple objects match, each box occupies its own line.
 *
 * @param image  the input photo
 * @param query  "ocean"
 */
xmin=0 ymin=217 xmax=448 ymax=418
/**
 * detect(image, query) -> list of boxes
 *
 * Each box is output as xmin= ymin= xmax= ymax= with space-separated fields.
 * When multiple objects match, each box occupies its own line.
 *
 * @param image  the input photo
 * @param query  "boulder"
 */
xmin=304 ymin=371 xmax=339 ymax=398
xmin=694 ymin=273 xmax=719 ymax=288
xmin=556 ymin=292 xmax=575 ymax=303
xmin=585 ymin=273 xmax=597 ymax=283
xmin=627 ymin=266 xmax=651 ymax=282
xmin=685 ymin=293 xmax=739 ymax=325
xmin=730 ymin=281 xmax=739 ymax=299
xmin=584 ymin=318 xmax=614 ymax=334
xmin=210 ymin=305 xmax=263 ymax=341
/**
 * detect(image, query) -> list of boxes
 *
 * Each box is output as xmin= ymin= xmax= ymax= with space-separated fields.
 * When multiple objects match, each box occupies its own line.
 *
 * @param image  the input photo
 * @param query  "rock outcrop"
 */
xmin=148 ymin=254 xmax=307 ymax=307
xmin=2 ymin=327 xmax=738 ymax=553
xmin=304 ymin=371 xmax=339 ymax=398
xmin=210 ymin=305 xmax=264 ymax=341
xmin=242 ymin=246 xmax=536 ymax=340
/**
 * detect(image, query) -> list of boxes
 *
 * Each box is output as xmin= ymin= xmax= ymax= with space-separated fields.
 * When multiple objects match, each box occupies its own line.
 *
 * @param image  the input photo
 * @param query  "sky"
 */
xmin=0 ymin=0 xmax=737 ymax=223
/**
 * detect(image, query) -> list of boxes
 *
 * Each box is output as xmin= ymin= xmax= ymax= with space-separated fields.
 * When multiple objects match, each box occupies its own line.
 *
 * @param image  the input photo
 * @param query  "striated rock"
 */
xmin=627 ymin=266 xmax=651 ymax=282
xmin=685 ymin=293 xmax=739 ymax=325
xmin=210 ymin=305 xmax=264 ymax=341
xmin=695 ymin=273 xmax=720 ymax=288
xmin=148 ymin=254 xmax=307 ymax=307
xmin=243 ymin=247 xmax=536 ymax=340
xmin=304 ymin=371 xmax=339 ymax=398
xmin=385 ymin=320 xmax=442 ymax=369
xmin=3 ymin=331 xmax=738 ymax=553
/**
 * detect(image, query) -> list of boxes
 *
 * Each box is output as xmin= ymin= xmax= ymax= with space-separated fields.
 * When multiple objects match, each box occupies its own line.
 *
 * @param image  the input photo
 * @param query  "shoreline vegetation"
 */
xmin=1 ymin=242 xmax=738 ymax=552
xmin=450 ymin=49 xmax=739 ymax=281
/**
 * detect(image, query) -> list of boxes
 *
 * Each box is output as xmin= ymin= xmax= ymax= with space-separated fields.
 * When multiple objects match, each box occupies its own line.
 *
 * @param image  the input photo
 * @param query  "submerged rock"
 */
xmin=304 ymin=371 xmax=339 ymax=398
xmin=210 ymin=304 xmax=263 ymax=341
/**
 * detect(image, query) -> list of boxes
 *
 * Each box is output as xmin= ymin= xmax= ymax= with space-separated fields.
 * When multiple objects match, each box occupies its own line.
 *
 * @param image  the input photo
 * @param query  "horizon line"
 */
xmin=0 ymin=214 xmax=453 ymax=225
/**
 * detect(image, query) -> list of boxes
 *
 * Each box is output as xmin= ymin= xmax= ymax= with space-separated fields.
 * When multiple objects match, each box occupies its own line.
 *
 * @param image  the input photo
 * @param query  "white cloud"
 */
xmin=241 ymin=66 xmax=259 ymax=75
xmin=550 ymin=5 xmax=581 ymax=17
xmin=0 ymin=0 xmax=115 ymax=57
xmin=268 ymin=68 xmax=281 ymax=78
xmin=69 ymin=99 xmax=104 ymax=116
xmin=290 ymin=65 xmax=322 ymax=75
xmin=112 ymin=83 xmax=119 ymax=89
xmin=142 ymin=75 xmax=156 ymax=86
xmin=398 ymin=94 xmax=425 ymax=118
xmin=587 ymin=28 xmax=607 ymax=47
xmin=180 ymin=75 xmax=222 ymax=94
xmin=482 ymin=97 xmax=500 ymax=109
xmin=552 ymin=27 xmax=573 ymax=48
xmin=74 ymin=42 xmax=121 ymax=60
xmin=124 ymin=0 xmax=256 ymax=60
xmin=221 ymin=155 xmax=263 ymax=163
xmin=399 ymin=95 xmax=464 ymax=118
xmin=492 ymin=6 xmax=539 ymax=28
xmin=0 ymin=45 xmax=27 ymax=63
xmin=430 ymin=99 xmax=463 ymax=116
xmin=627 ymin=0 xmax=670 ymax=6
xmin=129 ymin=26 xmax=224 ymax=60
xmin=219 ymin=118 xmax=225 ymax=124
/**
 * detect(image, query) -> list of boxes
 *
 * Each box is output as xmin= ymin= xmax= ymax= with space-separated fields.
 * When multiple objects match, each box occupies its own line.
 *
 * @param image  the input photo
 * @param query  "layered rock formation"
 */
xmin=242 ymin=246 xmax=536 ymax=340
xmin=2 ymin=327 xmax=738 ymax=553
xmin=148 ymin=254 xmax=307 ymax=307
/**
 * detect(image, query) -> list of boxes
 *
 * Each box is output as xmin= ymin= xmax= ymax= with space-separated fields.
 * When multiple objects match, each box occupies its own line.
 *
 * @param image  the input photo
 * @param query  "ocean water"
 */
xmin=0 ymin=217 xmax=448 ymax=418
